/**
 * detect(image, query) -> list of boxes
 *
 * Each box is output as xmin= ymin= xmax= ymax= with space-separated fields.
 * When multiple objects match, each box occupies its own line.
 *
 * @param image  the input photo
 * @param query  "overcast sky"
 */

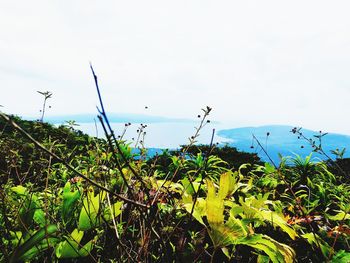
xmin=1 ymin=1 xmax=350 ymax=134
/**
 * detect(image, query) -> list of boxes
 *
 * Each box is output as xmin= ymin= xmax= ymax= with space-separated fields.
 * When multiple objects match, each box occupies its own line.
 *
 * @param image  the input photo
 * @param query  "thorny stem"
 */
xmin=97 ymin=111 xmax=164 ymax=253
xmin=43 ymin=143 xmax=53 ymax=251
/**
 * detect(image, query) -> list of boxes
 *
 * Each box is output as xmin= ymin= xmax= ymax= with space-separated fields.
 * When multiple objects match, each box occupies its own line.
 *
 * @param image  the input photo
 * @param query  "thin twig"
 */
xmin=252 ymin=134 xmax=277 ymax=168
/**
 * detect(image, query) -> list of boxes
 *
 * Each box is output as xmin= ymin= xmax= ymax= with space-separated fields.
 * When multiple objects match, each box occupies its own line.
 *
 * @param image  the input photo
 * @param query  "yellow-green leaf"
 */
xmin=55 ymin=229 xmax=94 ymax=258
xmin=206 ymin=180 xmax=224 ymax=224
xmin=259 ymin=210 xmax=297 ymax=240
xmin=238 ymin=234 xmax=295 ymax=263
xmin=183 ymin=198 xmax=206 ymax=225
xmin=78 ymin=187 xmax=105 ymax=231
xmin=218 ymin=172 xmax=234 ymax=199
xmin=327 ymin=211 xmax=350 ymax=221
xmin=103 ymin=201 xmax=123 ymax=222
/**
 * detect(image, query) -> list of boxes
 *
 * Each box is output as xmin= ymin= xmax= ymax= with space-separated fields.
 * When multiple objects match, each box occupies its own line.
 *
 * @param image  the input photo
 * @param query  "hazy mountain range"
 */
xmin=217 ymin=125 xmax=350 ymax=164
xmin=24 ymin=113 xmax=350 ymax=164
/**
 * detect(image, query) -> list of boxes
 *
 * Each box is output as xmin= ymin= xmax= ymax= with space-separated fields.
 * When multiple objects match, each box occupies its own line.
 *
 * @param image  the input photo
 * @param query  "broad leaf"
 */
xmin=62 ymin=182 xmax=81 ymax=225
xmin=206 ymin=180 xmax=224 ymax=224
xmin=218 ymin=172 xmax=236 ymax=199
xmin=209 ymin=216 xmax=248 ymax=248
xmin=55 ymin=229 xmax=94 ymax=258
xmin=78 ymin=187 xmax=106 ymax=231
xmin=259 ymin=210 xmax=297 ymax=240
xmin=9 ymin=225 xmax=58 ymax=263
xmin=183 ymin=196 xmax=206 ymax=225
xmin=238 ymin=234 xmax=295 ymax=263
xmin=103 ymin=201 xmax=123 ymax=221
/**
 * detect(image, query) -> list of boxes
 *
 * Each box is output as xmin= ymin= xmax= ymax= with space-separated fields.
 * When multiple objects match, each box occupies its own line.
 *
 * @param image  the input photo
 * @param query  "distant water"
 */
xmin=76 ymin=122 xmax=234 ymax=149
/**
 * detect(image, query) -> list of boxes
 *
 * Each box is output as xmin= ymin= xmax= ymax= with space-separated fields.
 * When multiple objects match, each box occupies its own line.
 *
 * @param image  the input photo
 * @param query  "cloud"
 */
xmin=1 ymin=0 xmax=350 ymax=134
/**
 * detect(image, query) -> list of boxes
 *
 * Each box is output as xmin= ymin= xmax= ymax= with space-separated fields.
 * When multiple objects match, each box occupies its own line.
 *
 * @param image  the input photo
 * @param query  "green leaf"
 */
xmin=33 ymin=209 xmax=46 ymax=227
xmin=302 ymin=233 xmax=330 ymax=258
xmin=10 ymin=186 xmax=41 ymax=229
xmin=330 ymin=250 xmax=350 ymax=263
xmin=154 ymin=179 xmax=183 ymax=194
xmin=221 ymin=247 xmax=231 ymax=259
xmin=257 ymin=254 xmax=270 ymax=263
xmin=241 ymin=177 xmax=254 ymax=193
xmin=11 ymin=185 xmax=27 ymax=195
xmin=238 ymin=195 xmax=297 ymax=240
xmin=9 ymin=224 xmax=58 ymax=263
xmin=20 ymin=198 xmax=38 ymax=229
xmin=327 ymin=211 xmax=350 ymax=221
xmin=9 ymin=231 xmax=23 ymax=247
xmin=20 ymin=238 xmax=58 ymax=261
xmin=238 ymin=234 xmax=295 ymax=263
xmin=181 ymin=178 xmax=195 ymax=195
xmin=103 ymin=201 xmax=123 ymax=221
xmin=259 ymin=210 xmax=297 ymax=240
xmin=78 ymin=187 xmax=105 ymax=231
xmin=55 ymin=229 xmax=94 ymax=258
xmin=208 ymin=209 xmax=248 ymax=248
xmin=183 ymin=196 xmax=206 ymax=225
xmin=61 ymin=182 xmax=81 ymax=224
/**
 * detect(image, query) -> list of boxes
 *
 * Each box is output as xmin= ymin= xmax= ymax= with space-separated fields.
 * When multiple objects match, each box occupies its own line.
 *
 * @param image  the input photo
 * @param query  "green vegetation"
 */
xmin=1 ymin=113 xmax=350 ymax=263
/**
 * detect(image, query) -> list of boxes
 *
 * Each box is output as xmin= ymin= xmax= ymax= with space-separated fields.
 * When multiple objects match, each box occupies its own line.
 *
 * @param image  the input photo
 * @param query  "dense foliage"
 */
xmin=1 ymin=115 xmax=350 ymax=262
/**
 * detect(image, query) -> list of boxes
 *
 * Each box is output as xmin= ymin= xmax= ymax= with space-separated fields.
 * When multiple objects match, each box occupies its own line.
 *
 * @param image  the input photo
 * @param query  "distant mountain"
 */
xmin=27 ymin=113 xmax=194 ymax=124
xmin=217 ymin=125 xmax=350 ymax=164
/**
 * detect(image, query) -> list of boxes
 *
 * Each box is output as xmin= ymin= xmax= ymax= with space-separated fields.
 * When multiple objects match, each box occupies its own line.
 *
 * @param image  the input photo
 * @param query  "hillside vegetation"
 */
xmin=0 ymin=113 xmax=350 ymax=262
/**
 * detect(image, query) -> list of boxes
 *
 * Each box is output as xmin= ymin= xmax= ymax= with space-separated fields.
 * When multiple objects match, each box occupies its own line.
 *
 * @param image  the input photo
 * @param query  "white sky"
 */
xmin=1 ymin=1 xmax=350 ymax=134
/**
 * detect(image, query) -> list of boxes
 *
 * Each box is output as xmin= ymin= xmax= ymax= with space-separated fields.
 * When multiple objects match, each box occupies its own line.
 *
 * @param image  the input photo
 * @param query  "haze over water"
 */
xmin=77 ymin=122 xmax=234 ymax=149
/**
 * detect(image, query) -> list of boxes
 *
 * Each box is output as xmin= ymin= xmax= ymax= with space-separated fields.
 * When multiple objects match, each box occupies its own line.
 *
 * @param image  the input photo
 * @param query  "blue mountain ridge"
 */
xmin=217 ymin=125 xmax=350 ymax=164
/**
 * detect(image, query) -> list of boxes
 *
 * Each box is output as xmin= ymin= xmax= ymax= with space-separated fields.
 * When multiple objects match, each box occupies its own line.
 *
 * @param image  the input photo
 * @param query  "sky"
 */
xmin=1 ymin=1 xmax=350 ymax=134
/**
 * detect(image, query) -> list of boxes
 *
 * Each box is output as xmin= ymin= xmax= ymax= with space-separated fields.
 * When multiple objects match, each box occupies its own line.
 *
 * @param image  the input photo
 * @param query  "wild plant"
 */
xmin=37 ymin=91 xmax=52 ymax=122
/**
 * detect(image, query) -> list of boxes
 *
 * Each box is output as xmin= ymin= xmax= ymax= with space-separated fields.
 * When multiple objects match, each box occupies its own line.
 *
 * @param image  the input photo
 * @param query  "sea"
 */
xmin=76 ymin=122 xmax=234 ymax=149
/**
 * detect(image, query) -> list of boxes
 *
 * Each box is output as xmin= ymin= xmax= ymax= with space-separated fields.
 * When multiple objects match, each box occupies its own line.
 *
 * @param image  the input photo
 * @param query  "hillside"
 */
xmin=1 ymin=114 xmax=350 ymax=262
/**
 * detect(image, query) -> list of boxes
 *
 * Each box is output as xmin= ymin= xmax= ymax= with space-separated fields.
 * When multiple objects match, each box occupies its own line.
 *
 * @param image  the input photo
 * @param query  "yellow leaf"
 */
xmin=218 ymin=172 xmax=230 ymax=199
xmin=206 ymin=180 xmax=224 ymax=224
